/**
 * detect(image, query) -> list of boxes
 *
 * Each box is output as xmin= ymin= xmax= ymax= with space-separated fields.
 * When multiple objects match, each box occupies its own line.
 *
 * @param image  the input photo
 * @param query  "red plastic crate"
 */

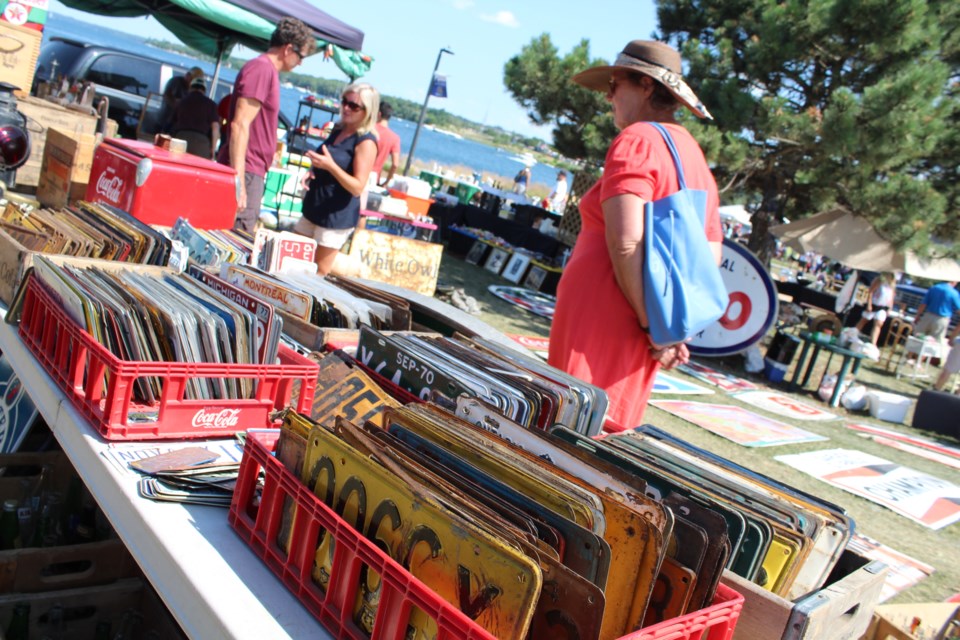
xmin=230 ymin=430 xmax=744 ymax=640
xmin=17 ymin=277 xmax=318 ymax=440
xmin=618 ymin=582 xmax=742 ymax=640
xmin=229 ymin=429 xmax=497 ymax=640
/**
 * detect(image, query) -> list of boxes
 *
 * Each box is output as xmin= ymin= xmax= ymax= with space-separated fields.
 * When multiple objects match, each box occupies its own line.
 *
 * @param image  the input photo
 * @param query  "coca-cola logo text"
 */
xmin=191 ymin=408 xmax=242 ymax=429
xmin=95 ymin=171 xmax=124 ymax=203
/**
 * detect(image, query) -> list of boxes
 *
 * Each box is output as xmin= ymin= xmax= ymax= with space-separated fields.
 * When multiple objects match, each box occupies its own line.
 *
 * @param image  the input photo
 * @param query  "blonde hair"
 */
xmin=342 ymin=82 xmax=380 ymax=135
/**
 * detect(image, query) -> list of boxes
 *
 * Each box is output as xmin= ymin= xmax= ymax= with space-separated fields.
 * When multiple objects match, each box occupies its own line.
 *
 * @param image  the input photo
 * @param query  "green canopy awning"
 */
xmin=59 ymin=0 xmax=372 ymax=78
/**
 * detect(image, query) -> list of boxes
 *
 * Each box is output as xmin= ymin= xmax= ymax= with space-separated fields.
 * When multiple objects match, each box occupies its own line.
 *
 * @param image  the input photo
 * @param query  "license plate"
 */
xmin=293 ymin=411 xmax=541 ymax=639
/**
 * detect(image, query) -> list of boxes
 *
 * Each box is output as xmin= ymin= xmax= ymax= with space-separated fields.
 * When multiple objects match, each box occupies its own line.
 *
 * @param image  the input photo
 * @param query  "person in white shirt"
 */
xmin=549 ymin=171 xmax=569 ymax=212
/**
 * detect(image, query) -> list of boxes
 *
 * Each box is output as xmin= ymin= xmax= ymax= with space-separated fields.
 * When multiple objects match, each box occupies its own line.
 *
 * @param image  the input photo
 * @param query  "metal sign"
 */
xmin=689 ymin=239 xmax=778 ymax=356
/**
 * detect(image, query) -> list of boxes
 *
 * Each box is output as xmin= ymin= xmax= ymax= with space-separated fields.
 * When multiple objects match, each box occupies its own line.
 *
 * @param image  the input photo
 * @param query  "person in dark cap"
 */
xmin=159 ymin=66 xmax=204 ymax=133
xmin=548 ymin=40 xmax=723 ymax=429
xmin=171 ymin=76 xmax=221 ymax=159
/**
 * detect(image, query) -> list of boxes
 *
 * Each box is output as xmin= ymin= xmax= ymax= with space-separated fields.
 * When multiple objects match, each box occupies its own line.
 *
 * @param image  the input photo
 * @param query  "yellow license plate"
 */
xmin=293 ymin=411 xmax=541 ymax=639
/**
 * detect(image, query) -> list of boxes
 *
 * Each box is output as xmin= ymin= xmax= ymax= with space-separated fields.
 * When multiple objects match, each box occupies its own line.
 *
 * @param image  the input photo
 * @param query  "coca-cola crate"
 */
xmin=230 ymin=430 xmax=745 ymax=640
xmin=17 ymin=277 xmax=318 ymax=440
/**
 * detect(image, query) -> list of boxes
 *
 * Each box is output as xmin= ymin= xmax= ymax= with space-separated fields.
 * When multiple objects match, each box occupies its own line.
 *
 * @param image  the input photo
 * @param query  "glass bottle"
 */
xmin=74 ymin=498 xmax=98 ymax=543
xmin=63 ymin=476 xmax=84 ymax=544
xmin=5 ymin=602 xmax=30 ymax=640
xmin=17 ymin=478 xmax=35 ymax=544
xmin=1 ymin=498 xmax=23 ymax=550
xmin=41 ymin=602 xmax=64 ymax=640
xmin=30 ymin=491 xmax=64 ymax=548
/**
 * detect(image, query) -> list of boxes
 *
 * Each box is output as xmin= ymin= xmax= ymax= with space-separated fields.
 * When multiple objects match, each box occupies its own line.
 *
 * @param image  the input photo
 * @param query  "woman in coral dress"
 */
xmin=548 ymin=40 xmax=723 ymax=430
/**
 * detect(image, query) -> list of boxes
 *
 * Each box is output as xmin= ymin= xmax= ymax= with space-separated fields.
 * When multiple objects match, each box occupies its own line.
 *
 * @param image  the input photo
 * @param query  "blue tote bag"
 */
xmin=643 ymin=122 xmax=728 ymax=346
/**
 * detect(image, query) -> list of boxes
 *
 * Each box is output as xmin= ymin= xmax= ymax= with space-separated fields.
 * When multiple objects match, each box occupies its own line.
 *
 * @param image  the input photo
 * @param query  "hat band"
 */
xmin=614 ymin=51 xmax=679 ymax=75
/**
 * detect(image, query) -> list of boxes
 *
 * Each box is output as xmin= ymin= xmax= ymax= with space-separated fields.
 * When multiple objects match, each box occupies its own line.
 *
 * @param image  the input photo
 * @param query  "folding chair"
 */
xmin=881 ymin=317 xmax=913 ymax=371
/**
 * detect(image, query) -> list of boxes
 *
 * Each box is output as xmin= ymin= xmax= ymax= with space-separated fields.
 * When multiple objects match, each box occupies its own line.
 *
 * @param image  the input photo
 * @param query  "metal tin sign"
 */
xmin=689 ymin=239 xmax=777 ymax=356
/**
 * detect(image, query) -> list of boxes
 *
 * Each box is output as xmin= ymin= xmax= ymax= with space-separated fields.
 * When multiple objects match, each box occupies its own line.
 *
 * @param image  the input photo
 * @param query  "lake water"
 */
xmin=42 ymin=13 xmax=568 ymax=188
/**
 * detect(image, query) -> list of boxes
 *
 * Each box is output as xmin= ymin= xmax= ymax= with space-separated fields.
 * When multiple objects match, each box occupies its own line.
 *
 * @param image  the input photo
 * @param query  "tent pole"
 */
xmin=211 ymin=39 xmax=226 ymax=100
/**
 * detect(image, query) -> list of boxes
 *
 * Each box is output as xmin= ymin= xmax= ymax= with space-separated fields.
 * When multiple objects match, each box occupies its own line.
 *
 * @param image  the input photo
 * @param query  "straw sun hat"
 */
xmin=572 ymin=40 xmax=712 ymax=119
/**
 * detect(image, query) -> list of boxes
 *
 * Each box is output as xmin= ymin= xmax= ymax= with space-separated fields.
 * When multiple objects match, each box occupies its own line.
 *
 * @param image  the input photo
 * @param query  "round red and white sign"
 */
xmin=689 ymin=239 xmax=778 ymax=356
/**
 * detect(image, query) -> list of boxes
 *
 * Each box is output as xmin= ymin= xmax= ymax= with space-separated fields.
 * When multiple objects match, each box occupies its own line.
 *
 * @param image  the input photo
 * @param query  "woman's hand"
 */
xmin=649 ymin=341 xmax=690 ymax=370
xmin=306 ymin=145 xmax=334 ymax=172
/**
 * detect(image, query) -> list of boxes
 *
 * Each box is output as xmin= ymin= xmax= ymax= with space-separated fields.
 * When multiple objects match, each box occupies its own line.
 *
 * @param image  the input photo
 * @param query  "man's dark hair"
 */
xmin=270 ymin=17 xmax=316 ymax=55
xmin=379 ymin=101 xmax=393 ymax=121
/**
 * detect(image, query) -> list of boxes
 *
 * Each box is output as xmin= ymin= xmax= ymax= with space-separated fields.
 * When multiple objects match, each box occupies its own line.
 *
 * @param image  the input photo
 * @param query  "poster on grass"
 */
xmin=650 ymin=400 xmax=828 ymax=447
xmin=677 ymin=361 xmax=758 ymax=393
xmin=652 ymin=372 xmax=714 ymax=395
xmin=732 ymin=390 xmax=837 ymax=421
xmin=846 ymin=423 xmax=960 ymax=470
xmin=775 ymin=448 xmax=960 ymax=530
xmin=847 ymin=533 xmax=935 ymax=602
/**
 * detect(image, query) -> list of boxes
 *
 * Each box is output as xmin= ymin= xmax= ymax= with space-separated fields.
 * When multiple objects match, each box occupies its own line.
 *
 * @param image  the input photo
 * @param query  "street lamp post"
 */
xmin=403 ymin=47 xmax=453 ymax=177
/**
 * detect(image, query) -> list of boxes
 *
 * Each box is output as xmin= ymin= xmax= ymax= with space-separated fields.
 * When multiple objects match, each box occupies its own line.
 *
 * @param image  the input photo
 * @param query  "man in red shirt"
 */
xmin=372 ymin=101 xmax=401 ymax=187
xmin=217 ymin=17 xmax=315 ymax=233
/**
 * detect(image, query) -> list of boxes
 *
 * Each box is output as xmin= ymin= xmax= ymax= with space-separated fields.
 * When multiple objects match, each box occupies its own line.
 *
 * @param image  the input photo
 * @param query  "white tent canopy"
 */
xmin=719 ymin=205 xmax=752 ymax=226
xmin=770 ymin=208 xmax=960 ymax=281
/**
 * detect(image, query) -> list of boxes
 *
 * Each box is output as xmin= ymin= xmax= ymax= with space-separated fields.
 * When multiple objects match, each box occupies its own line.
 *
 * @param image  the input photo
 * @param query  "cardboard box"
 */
xmin=346 ymin=228 xmax=443 ymax=297
xmin=0 ymin=21 xmax=41 ymax=95
xmin=721 ymin=549 xmax=887 ymax=640
xmin=36 ymin=128 xmax=99 ymax=208
xmin=16 ymin=96 xmax=101 ymax=188
xmin=863 ymin=602 xmax=960 ymax=640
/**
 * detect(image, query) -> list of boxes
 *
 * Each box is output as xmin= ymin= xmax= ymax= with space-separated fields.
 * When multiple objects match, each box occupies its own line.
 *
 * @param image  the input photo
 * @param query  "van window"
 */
xmin=87 ymin=54 xmax=159 ymax=97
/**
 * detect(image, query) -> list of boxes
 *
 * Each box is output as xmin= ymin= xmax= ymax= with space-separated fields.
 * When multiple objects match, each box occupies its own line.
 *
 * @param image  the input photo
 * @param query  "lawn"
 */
xmin=436 ymin=249 xmax=960 ymax=606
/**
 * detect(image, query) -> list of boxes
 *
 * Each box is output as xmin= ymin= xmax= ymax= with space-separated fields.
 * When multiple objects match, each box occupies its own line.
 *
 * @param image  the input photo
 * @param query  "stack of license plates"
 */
xmin=273 ymin=333 xmax=853 ymax=639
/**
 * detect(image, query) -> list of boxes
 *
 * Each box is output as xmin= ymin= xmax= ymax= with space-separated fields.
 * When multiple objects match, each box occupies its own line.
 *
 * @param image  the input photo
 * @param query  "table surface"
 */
xmin=0 ymin=308 xmax=330 ymax=640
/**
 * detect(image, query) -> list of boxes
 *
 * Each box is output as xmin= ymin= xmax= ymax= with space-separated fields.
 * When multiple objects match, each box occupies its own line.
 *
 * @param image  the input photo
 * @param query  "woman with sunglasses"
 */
xmin=548 ymin=40 xmax=723 ymax=429
xmin=296 ymin=82 xmax=380 ymax=275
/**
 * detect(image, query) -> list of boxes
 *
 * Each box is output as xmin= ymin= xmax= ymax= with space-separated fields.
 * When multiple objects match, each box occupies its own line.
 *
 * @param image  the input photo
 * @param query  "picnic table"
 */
xmin=789 ymin=331 xmax=867 ymax=407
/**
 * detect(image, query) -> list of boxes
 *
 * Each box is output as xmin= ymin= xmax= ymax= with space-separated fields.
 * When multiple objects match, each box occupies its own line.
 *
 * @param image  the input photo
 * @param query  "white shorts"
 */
xmin=862 ymin=308 xmax=888 ymax=325
xmin=293 ymin=217 xmax=354 ymax=249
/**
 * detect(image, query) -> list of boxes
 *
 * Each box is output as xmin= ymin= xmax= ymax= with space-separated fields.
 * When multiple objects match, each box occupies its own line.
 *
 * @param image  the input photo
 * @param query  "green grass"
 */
xmin=437 ymin=249 xmax=960 ymax=606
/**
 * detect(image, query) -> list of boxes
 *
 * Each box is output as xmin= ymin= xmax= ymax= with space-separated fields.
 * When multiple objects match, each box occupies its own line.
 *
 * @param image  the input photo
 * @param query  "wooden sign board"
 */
xmin=347 ymin=228 xmax=443 ymax=296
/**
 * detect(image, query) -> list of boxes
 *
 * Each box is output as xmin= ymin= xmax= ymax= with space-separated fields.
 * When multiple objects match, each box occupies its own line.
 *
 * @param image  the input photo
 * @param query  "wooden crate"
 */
xmin=0 ymin=450 xmax=74 ymax=504
xmin=15 ymin=96 xmax=100 ymax=188
xmin=0 ymin=539 xmax=138 ymax=593
xmin=0 ymin=22 xmax=41 ymax=96
xmin=36 ymin=127 xmax=100 ymax=208
xmin=0 ymin=577 xmax=186 ymax=640
xmin=721 ymin=549 xmax=887 ymax=640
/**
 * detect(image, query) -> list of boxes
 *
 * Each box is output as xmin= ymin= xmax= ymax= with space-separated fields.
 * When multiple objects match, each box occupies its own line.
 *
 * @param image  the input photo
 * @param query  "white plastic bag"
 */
xmin=818 ymin=374 xmax=853 ymax=402
xmin=744 ymin=344 xmax=765 ymax=373
xmin=839 ymin=327 xmax=860 ymax=348
xmin=841 ymin=384 xmax=868 ymax=411
xmin=850 ymin=341 xmax=881 ymax=361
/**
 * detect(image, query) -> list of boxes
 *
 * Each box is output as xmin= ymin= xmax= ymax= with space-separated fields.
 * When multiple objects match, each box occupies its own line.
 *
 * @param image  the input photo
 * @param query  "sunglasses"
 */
xmin=342 ymin=99 xmax=366 ymax=112
xmin=291 ymin=47 xmax=308 ymax=62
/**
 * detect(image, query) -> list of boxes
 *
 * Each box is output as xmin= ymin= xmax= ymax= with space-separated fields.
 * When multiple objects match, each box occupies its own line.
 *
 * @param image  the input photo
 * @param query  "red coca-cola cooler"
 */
xmin=85 ymin=139 xmax=238 ymax=229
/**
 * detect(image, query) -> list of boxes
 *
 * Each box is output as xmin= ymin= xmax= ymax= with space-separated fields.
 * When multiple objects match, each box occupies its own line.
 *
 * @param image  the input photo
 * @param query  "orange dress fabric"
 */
xmin=548 ymin=122 xmax=722 ymax=430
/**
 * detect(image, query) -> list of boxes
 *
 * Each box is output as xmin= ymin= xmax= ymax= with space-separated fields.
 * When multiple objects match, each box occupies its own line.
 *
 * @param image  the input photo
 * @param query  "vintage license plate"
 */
xmin=294 ymin=412 xmax=541 ymax=639
xmin=385 ymin=417 xmax=610 ymax=589
xmin=642 ymin=557 xmax=697 ymax=627
xmin=451 ymin=398 xmax=665 ymax=637
xmin=356 ymin=326 xmax=472 ymax=401
xmin=222 ymin=264 xmax=314 ymax=322
xmin=337 ymin=419 xmax=606 ymax=640
xmin=310 ymin=352 xmax=400 ymax=427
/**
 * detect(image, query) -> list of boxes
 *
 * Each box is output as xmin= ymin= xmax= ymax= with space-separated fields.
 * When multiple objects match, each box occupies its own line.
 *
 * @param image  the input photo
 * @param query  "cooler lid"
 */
xmin=101 ymin=138 xmax=237 ymax=176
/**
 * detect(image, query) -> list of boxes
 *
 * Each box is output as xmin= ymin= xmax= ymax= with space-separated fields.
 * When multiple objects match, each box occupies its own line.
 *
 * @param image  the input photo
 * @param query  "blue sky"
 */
xmin=49 ymin=0 xmax=659 ymax=139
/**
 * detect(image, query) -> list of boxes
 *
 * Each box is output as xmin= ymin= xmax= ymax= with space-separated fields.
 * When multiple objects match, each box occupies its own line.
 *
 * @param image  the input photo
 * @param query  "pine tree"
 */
xmin=657 ymin=0 xmax=957 ymax=261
